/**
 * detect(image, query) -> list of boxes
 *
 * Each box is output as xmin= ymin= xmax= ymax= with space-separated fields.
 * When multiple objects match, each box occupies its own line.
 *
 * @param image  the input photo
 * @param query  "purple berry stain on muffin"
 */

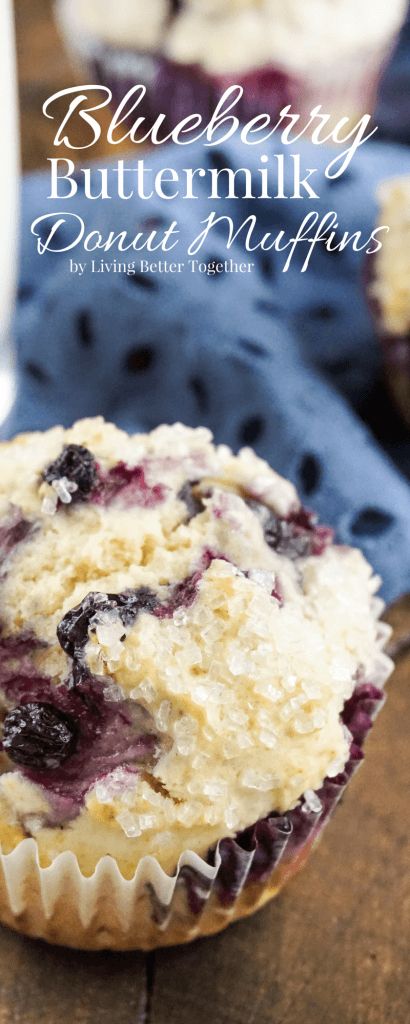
xmin=0 ymin=547 xmax=237 ymax=813
xmin=155 ymin=571 xmax=205 ymax=620
xmin=0 ymin=507 xmax=34 ymax=568
xmin=270 ymin=577 xmax=284 ymax=606
xmin=178 ymin=480 xmax=206 ymax=521
xmin=57 ymin=588 xmax=159 ymax=659
xmin=92 ymin=462 xmax=167 ymax=508
xmin=155 ymin=549 xmax=234 ymax=619
xmin=248 ymin=500 xmax=333 ymax=558
xmin=0 ymin=590 xmax=161 ymax=818
xmin=0 ymin=660 xmax=160 ymax=818
xmin=42 ymin=446 xmax=167 ymax=510
xmin=56 ymin=554 xmax=222 ymax=636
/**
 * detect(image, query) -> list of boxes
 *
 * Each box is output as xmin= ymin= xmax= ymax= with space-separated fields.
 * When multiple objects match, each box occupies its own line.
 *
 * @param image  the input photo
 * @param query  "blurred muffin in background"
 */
xmin=369 ymin=178 xmax=410 ymax=429
xmin=56 ymin=0 xmax=407 ymax=127
xmin=56 ymin=0 xmax=170 ymax=119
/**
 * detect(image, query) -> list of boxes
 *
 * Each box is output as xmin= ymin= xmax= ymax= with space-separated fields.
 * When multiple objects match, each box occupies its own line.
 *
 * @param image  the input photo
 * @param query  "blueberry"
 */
xmin=115 ymin=588 xmax=159 ymax=624
xmin=43 ymin=444 xmax=97 ymax=500
xmin=57 ymin=588 xmax=159 ymax=658
xmin=0 ymin=509 xmax=33 ymax=564
xmin=92 ymin=462 xmax=165 ymax=508
xmin=2 ymin=702 xmax=78 ymax=769
xmin=178 ymin=481 xmax=205 ymax=521
xmin=264 ymin=513 xmax=314 ymax=557
xmin=155 ymin=571 xmax=203 ymax=619
xmin=57 ymin=592 xmax=109 ymax=658
xmin=248 ymin=501 xmax=333 ymax=558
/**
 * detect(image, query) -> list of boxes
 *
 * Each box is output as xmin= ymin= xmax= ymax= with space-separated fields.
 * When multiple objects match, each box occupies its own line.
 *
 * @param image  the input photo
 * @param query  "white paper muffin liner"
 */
xmin=0 ymin=598 xmax=393 ymax=951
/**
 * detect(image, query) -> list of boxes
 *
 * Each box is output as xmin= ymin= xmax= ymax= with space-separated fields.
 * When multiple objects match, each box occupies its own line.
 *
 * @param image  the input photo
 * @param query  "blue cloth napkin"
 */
xmin=3 ymin=47 xmax=410 ymax=602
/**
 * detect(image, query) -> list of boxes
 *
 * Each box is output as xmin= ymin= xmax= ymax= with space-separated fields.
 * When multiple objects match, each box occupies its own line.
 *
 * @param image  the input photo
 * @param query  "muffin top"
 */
xmin=370 ymin=176 xmax=410 ymax=337
xmin=60 ymin=0 xmax=170 ymax=52
xmin=0 ymin=418 xmax=384 ymax=876
xmin=63 ymin=0 xmax=407 ymax=73
xmin=166 ymin=0 xmax=406 ymax=74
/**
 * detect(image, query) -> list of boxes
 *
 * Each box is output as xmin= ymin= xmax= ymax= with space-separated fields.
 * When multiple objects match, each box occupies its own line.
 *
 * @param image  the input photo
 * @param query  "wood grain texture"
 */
xmin=0 ymin=927 xmax=147 ymax=1024
xmin=15 ymin=0 xmax=116 ymax=171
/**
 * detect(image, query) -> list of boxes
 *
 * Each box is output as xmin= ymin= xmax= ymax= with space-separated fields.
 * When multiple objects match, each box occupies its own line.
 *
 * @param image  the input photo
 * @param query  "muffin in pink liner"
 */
xmin=0 ymin=418 xmax=393 ymax=949
xmin=368 ymin=177 xmax=410 ymax=428
xmin=56 ymin=0 xmax=407 ymax=129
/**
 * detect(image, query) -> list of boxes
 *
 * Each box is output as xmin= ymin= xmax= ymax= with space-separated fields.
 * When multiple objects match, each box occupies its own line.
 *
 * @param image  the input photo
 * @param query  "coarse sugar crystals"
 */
xmin=302 ymin=790 xmax=323 ymax=815
xmin=116 ymin=810 xmax=142 ymax=839
xmin=52 ymin=476 xmax=78 ymax=504
xmin=173 ymin=715 xmax=198 ymax=756
xmin=130 ymin=680 xmax=156 ymax=703
xmin=241 ymin=769 xmax=280 ymax=792
xmin=156 ymin=700 xmax=172 ymax=732
xmin=103 ymin=681 xmax=125 ymax=703
xmin=95 ymin=768 xmax=136 ymax=805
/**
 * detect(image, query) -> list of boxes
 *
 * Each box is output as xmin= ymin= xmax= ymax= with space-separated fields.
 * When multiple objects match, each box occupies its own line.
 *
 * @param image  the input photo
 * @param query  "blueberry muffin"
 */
xmin=56 ymin=0 xmax=407 ymax=128
xmin=0 ymin=418 xmax=392 ymax=948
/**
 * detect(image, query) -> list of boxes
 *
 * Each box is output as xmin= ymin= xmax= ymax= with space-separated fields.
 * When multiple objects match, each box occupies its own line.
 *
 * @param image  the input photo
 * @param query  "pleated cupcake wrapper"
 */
xmin=56 ymin=0 xmax=399 ymax=131
xmin=0 ymin=681 xmax=386 ymax=943
xmin=0 ymin=612 xmax=393 ymax=947
xmin=0 ymin=839 xmax=220 ymax=936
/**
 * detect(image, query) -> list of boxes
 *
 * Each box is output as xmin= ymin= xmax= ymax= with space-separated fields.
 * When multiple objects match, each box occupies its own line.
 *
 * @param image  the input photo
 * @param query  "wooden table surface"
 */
xmin=15 ymin=0 xmax=117 ymax=171
xmin=6 ymin=3 xmax=410 ymax=1021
